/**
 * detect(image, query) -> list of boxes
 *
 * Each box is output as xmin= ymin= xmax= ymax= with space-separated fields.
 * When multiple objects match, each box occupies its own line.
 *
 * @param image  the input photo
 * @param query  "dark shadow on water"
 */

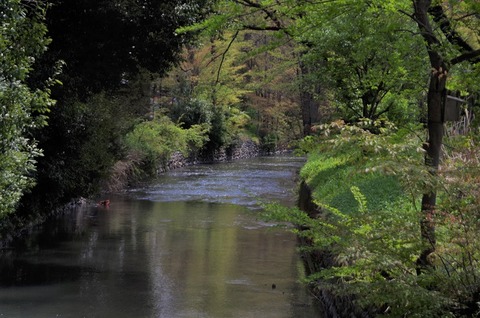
xmin=0 ymin=259 xmax=85 ymax=286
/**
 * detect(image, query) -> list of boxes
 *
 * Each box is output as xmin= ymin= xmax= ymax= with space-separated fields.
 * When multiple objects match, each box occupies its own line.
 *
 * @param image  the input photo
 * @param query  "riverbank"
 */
xmin=0 ymin=139 xmax=286 ymax=249
xmin=297 ymin=180 xmax=371 ymax=317
xmin=104 ymin=138 xmax=264 ymax=192
xmin=292 ymin=144 xmax=480 ymax=316
xmin=290 ymin=151 xmax=409 ymax=317
xmin=160 ymin=139 xmax=261 ymax=172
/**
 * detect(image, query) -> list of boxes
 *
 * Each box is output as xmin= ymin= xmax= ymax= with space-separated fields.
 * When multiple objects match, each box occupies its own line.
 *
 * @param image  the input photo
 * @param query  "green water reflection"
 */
xmin=0 ymin=198 xmax=321 ymax=317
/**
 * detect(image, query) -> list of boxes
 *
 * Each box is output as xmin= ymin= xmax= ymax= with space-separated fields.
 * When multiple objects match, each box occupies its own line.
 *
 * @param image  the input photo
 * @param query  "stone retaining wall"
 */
xmin=160 ymin=139 xmax=261 ymax=173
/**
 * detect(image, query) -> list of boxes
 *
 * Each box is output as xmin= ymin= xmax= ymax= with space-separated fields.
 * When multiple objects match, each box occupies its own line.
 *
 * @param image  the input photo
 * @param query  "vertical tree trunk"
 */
xmin=413 ymin=0 xmax=448 ymax=268
xmin=418 ymin=70 xmax=446 ymax=268
xmin=299 ymin=60 xmax=321 ymax=136
xmin=300 ymin=90 xmax=316 ymax=136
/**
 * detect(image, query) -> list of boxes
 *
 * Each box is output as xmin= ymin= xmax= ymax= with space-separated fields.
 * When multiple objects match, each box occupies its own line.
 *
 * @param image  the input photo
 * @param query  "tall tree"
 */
xmin=0 ymin=0 xmax=54 ymax=217
xmin=295 ymin=1 xmax=427 ymax=123
xmin=411 ymin=0 xmax=480 ymax=267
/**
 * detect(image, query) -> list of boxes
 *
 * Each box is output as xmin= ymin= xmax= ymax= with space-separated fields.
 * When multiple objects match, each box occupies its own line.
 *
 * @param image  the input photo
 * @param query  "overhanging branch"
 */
xmin=242 ymin=24 xmax=284 ymax=31
xmin=451 ymin=49 xmax=480 ymax=65
xmin=428 ymin=5 xmax=480 ymax=65
xmin=215 ymin=30 xmax=239 ymax=85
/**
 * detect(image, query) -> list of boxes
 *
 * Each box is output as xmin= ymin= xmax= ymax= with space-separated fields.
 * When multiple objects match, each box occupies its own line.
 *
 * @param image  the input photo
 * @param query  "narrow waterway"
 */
xmin=0 ymin=156 xmax=323 ymax=317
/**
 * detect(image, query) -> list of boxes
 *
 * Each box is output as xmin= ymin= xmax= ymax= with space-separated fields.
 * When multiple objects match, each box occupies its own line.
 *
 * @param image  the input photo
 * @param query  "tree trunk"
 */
xmin=300 ymin=90 xmax=317 ymax=136
xmin=418 ymin=70 xmax=446 ymax=268
xmin=299 ymin=61 xmax=321 ymax=136
xmin=413 ymin=0 xmax=448 ymax=269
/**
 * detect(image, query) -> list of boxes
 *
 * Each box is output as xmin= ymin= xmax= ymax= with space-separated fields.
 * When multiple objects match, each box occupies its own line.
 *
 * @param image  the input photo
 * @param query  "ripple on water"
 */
xmin=128 ymin=156 xmax=304 ymax=207
xmin=226 ymin=278 xmax=253 ymax=286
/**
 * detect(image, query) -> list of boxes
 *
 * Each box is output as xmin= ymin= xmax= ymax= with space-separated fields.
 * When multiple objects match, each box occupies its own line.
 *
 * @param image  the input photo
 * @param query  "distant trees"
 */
xmin=0 ymin=1 xmax=54 ymax=216
xmin=178 ymin=1 xmax=318 ymax=137
xmin=16 ymin=0 xmax=214 ymax=213
xmin=157 ymin=30 xmax=303 ymax=152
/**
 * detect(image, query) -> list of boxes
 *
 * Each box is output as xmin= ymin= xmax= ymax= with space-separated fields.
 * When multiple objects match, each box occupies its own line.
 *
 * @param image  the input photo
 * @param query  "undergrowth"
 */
xmin=264 ymin=120 xmax=480 ymax=317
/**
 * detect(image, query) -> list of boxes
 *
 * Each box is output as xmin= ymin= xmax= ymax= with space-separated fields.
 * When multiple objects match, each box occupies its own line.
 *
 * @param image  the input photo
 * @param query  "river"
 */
xmin=0 ymin=156 xmax=323 ymax=317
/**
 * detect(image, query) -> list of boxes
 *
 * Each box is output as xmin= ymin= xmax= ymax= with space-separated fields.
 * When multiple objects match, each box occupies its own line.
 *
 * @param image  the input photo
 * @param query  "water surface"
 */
xmin=0 ymin=156 xmax=322 ymax=317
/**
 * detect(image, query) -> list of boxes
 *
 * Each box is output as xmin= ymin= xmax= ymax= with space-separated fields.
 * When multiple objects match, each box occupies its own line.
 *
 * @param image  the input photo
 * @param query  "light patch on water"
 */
xmin=226 ymin=278 xmax=253 ymax=286
xmin=127 ymin=156 xmax=304 ymax=208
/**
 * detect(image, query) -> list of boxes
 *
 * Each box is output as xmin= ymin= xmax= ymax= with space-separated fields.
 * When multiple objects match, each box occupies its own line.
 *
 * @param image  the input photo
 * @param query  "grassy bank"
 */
xmin=300 ymin=152 xmax=407 ymax=214
xmin=265 ymin=121 xmax=480 ymax=317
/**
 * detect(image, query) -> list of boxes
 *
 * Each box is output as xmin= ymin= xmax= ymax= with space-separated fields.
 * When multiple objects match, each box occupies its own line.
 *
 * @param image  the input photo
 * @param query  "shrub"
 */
xmin=168 ymin=98 xmax=229 ymax=154
xmin=125 ymin=115 xmax=208 ymax=174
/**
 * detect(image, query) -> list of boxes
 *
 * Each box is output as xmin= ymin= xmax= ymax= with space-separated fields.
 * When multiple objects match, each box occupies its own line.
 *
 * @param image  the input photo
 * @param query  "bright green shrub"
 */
xmin=125 ymin=115 xmax=208 ymax=173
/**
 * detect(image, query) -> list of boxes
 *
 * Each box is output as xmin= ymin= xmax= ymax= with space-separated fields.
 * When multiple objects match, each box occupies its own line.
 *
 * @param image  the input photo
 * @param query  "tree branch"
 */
xmin=215 ymin=30 xmax=239 ymax=85
xmin=454 ymin=12 xmax=480 ymax=22
xmin=428 ymin=5 xmax=475 ymax=54
xmin=242 ymin=24 xmax=284 ymax=31
xmin=234 ymin=0 xmax=288 ymax=31
xmin=375 ymin=102 xmax=393 ymax=119
xmin=427 ymin=4 xmax=480 ymax=65
xmin=412 ymin=0 xmax=444 ymax=68
xmin=235 ymin=0 xmax=284 ymax=28
xmin=451 ymin=49 xmax=480 ymax=65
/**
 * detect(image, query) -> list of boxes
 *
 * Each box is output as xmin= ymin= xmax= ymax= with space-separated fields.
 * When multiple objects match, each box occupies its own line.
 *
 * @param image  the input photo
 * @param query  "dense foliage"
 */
xmin=159 ymin=32 xmax=303 ymax=149
xmin=266 ymin=121 xmax=480 ymax=316
xmin=34 ymin=0 xmax=212 ymax=99
xmin=16 ymin=0 xmax=214 ymax=216
xmin=296 ymin=3 xmax=427 ymax=123
xmin=0 ymin=1 xmax=54 ymax=217
xmin=1 ymin=0 xmax=479 ymax=314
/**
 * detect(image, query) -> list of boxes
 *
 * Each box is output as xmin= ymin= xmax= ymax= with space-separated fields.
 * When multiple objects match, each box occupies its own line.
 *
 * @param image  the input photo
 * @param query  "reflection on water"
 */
xmin=0 ymin=156 xmax=322 ymax=317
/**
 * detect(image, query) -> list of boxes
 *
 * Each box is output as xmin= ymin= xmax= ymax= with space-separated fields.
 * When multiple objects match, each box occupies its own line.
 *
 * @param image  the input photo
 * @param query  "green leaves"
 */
xmin=296 ymin=0 xmax=427 ymax=122
xmin=266 ymin=117 xmax=480 ymax=315
xmin=177 ymin=7 xmax=235 ymax=36
xmin=125 ymin=115 xmax=209 ymax=174
xmin=0 ymin=0 xmax=53 ymax=217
